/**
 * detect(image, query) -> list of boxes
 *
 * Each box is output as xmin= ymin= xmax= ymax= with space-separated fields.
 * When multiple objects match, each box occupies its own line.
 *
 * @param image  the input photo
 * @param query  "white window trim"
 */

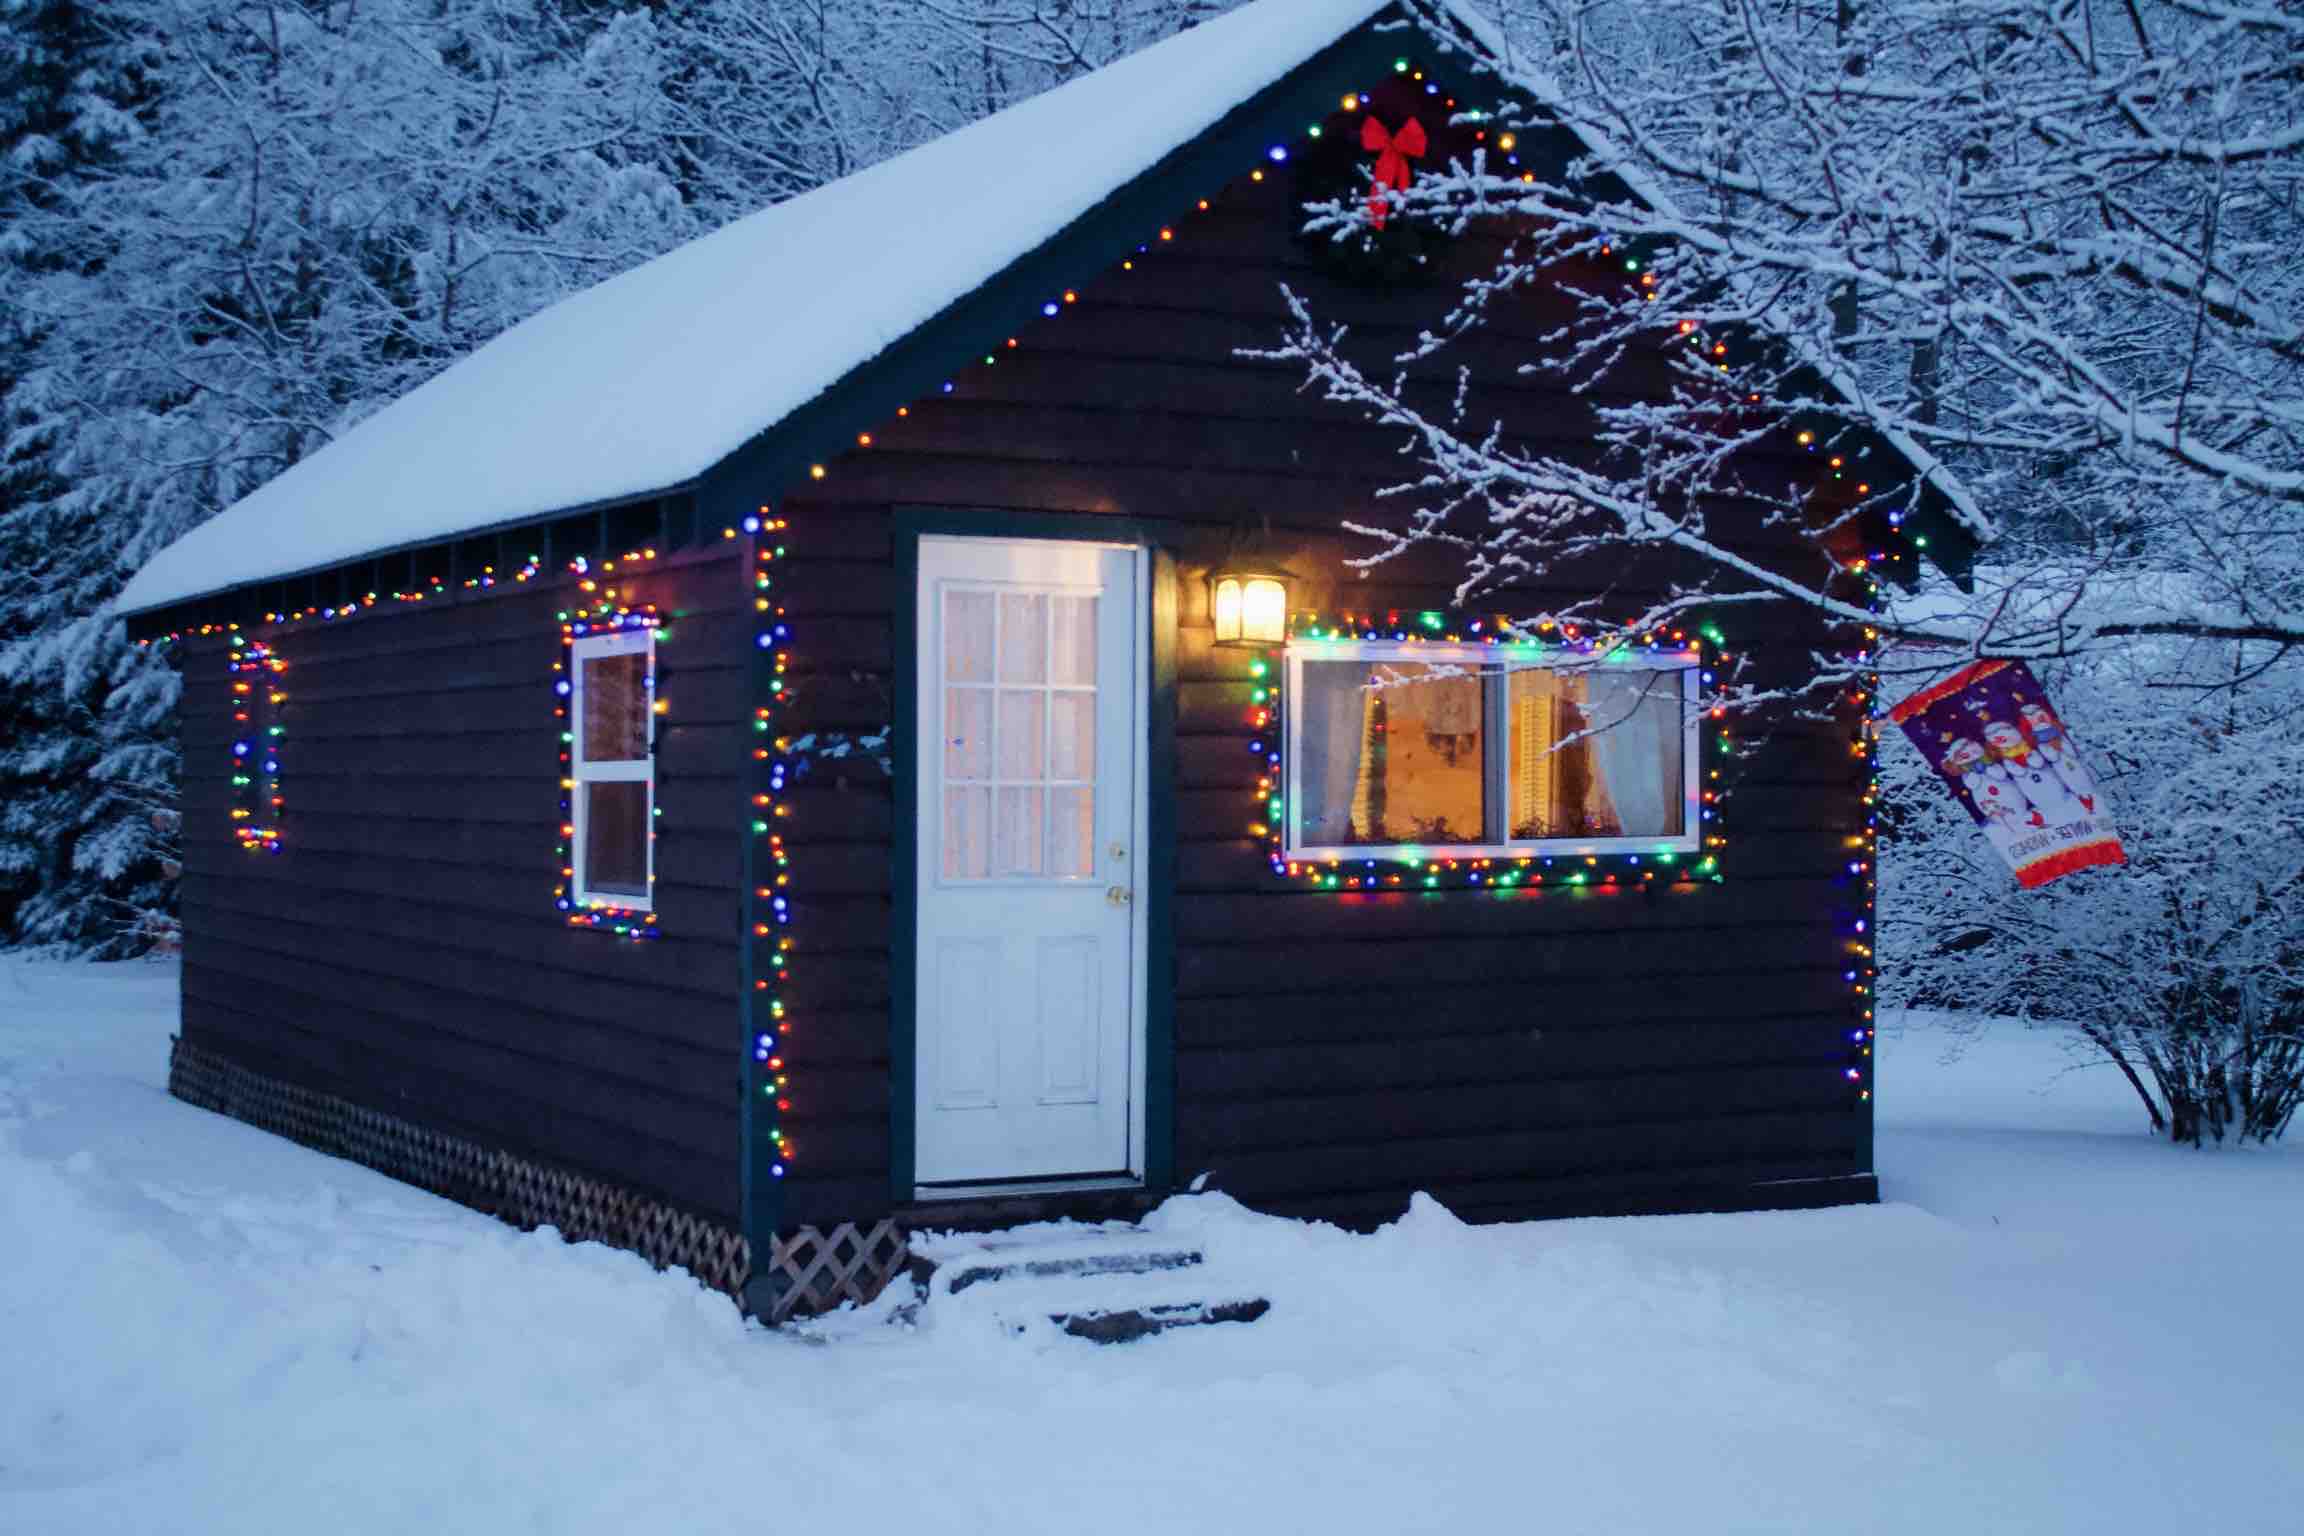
xmin=569 ymin=627 xmax=656 ymax=911
xmin=1282 ymin=638 xmax=1703 ymax=864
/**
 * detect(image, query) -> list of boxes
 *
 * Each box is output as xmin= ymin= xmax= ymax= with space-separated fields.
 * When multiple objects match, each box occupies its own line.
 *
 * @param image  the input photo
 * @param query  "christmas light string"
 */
xmin=226 ymin=634 xmax=287 ymax=853
xmin=744 ymin=510 xmax=795 ymax=1180
xmin=553 ymin=549 xmax=670 ymax=941
xmin=138 ymin=556 xmax=548 ymax=649
xmin=1846 ymin=595 xmax=1884 ymax=1105
xmin=1248 ymin=614 xmax=1728 ymax=893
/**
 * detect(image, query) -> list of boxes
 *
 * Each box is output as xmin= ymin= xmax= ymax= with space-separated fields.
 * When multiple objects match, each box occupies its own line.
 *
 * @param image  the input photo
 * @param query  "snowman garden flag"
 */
xmin=1888 ymin=660 xmax=2126 ymax=889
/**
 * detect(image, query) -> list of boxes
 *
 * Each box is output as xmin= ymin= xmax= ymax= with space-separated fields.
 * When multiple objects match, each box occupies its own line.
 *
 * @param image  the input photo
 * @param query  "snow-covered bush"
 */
xmin=1880 ymin=639 xmax=2304 ymax=1145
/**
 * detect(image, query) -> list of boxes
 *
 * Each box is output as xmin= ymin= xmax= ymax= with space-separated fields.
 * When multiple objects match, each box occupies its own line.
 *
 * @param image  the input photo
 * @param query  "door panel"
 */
xmin=1034 ymin=936 xmax=1101 ymax=1105
xmin=929 ymin=935 xmax=1001 ymax=1112
xmin=915 ymin=536 xmax=1141 ymax=1186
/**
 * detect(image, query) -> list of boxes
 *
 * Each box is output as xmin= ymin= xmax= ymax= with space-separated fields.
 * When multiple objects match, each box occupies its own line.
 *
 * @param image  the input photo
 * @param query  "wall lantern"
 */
xmin=1211 ymin=568 xmax=1291 ymax=647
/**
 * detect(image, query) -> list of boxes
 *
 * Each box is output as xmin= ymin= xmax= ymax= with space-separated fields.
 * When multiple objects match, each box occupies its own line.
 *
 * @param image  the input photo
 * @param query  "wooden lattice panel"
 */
xmin=166 ymin=1035 xmax=905 ymax=1322
xmin=764 ymin=1220 xmax=911 ymax=1316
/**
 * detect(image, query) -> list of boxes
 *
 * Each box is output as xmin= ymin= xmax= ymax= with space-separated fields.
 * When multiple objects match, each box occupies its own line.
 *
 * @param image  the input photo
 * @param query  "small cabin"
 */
xmin=119 ymin=0 xmax=1977 ymax=1319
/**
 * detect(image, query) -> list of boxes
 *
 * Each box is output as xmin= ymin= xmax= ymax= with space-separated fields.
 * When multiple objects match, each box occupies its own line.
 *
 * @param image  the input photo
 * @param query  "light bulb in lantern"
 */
xmin=1212 ymin=570 xmax=1290 ymax=647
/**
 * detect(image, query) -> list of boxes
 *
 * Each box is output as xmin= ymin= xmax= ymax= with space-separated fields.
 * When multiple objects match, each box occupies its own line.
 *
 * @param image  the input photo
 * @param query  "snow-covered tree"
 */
xmin=659 ymin=0 xmax=1237 ymax=217
xmin=0 ymin=0 xmax=1245 ymax=952
xmin=1272 ymin=0 xmax=2301 ymax=670
xmin=1262 ymin=0 xmax=2302 ymax=1137
xmin=0 ymin=0 xmax=158 ymax=950
xmin=0 ymin=0 xmax=700 ymax=951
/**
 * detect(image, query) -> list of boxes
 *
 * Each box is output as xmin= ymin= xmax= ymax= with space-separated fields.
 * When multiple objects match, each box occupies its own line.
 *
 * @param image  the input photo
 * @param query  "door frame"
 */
xmin=891 ymin=507 xmax=1177 ymax=1204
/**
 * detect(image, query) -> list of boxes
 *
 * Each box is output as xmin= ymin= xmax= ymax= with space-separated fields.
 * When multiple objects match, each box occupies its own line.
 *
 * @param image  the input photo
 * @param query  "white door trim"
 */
xmin=909 ymin=534 xmax=1149 ymax=1198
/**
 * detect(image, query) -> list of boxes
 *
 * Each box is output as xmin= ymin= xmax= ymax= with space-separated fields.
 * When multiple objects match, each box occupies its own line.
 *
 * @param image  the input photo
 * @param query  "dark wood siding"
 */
xmin=763 ymin=93 xmax=1873 ymax=1230
xmin=176 ymin=548 xmax=746 ymax=1223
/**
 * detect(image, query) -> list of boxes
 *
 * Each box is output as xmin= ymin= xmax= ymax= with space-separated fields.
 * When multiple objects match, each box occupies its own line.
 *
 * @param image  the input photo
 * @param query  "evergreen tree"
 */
xmin=0 ymin=0 xmax=697 ymax=951
xmin=0 ymin=0 xmax=158 ymax=950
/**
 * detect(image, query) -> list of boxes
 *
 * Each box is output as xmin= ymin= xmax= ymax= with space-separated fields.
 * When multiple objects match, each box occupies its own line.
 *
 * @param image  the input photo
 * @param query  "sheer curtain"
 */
xmin=1296 ymin=661 xmax=1369 ymax=846
xmin=1585 ymin=671 xmax=1683 ymax=837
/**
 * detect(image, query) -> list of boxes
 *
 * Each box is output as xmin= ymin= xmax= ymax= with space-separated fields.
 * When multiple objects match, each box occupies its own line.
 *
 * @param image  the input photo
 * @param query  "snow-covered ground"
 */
xmin=2 ymin=962 xmax=2296 ymax=1534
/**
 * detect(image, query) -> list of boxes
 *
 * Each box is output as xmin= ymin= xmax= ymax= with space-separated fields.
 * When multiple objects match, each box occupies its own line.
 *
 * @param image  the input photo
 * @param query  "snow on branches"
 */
xmin=1274 ymin=0 xmax=2303 ymax=683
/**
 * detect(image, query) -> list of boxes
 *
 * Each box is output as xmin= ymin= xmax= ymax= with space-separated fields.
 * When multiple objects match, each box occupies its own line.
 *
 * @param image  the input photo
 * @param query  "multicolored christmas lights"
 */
xmin=553 ymin=560 xmax=665 ymax=941
xmin=138 ymin=555 xmax=546 ymax=649
xmin=744 ymin=511 xmax=796 ymax=1182
xmin=226 ymin=635 xmax=287 ymax=853
xmin=1845 ymin=598 xmax=1885 ymax=1105
xmin=1246 ymin=613 xmax=1730 ymax=894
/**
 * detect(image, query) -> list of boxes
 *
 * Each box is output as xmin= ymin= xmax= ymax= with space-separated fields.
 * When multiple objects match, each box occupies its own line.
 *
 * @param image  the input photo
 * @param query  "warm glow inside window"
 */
xmin=1284 ymin=640 xmax=1699 ymax=861
xmin=570 ymin=628 xmax=655 ymax=909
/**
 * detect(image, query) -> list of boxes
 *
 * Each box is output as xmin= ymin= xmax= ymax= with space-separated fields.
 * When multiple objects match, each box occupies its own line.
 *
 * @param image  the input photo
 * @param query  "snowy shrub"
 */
xmin=1881 ymin=643 xmax=2304 ymax=1146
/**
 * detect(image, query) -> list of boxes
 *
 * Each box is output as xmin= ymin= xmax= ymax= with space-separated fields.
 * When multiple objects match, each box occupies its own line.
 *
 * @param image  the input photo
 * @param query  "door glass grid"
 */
xmin=942 ymin=585 xmax=1096 ymax=880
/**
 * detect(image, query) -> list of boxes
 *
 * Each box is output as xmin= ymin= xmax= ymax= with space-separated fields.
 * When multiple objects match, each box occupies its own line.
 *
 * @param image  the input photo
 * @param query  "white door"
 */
xmin=915 ymin=536 xmax=1144 ymax=1188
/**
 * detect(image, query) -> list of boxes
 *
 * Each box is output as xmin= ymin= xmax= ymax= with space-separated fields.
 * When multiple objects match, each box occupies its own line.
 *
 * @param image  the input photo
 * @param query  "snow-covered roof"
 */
xmin=118 ymin=0 xmax=1399 ymax=615
xmin=121 ymin=0 xmax=1986 ymax=617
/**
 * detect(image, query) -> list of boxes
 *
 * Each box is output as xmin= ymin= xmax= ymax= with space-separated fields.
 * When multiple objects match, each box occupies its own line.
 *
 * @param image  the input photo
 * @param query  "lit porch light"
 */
xmin=1211 ymin=568 xmax=1291 ymax=647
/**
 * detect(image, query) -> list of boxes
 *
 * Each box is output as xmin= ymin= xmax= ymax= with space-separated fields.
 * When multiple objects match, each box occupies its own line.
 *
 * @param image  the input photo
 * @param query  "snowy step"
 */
xmin=951 ymin=1266 xmax=1272 ymax=1344
xmin=1052 ymin=1297 xmax=1271 ymax=1344
xmin=907 ymin=1222 xmax=1269 ymax=1343
xmin=917 ymin=1232 xmax=1206 ymax=1297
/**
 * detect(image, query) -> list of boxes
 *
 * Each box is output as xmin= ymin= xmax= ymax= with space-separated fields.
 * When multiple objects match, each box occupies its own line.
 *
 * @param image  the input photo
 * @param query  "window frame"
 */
xmin=1280 ymin=638 xmax=1703 ymax=864
xmin=568 ymin=626 xmax=657 ymax=912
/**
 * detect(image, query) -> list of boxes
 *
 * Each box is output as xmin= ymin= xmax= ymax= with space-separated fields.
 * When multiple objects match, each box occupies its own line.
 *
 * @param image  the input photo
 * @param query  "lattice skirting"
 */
xmin=166 ymin=1035 xmax=907 ymax=1323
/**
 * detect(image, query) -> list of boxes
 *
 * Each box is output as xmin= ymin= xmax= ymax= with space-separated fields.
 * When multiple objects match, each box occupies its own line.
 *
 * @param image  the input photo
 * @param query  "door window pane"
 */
xmin=1050 ymin=596 xmax=1097 ymax=686
xmin=1295 ymin=660 xmax=1486 ymax=848
xmin=583 ymin=653 xmax=649 ymax=763
xmin=996 ymin=787 xmax=1045 ymax=875
xmin=584 ymin=781 xmax=649 ymax=897
xmin=943 ymin=787 xmax=991 ymax=879
xmin=1050 ymin=787 xmax=1095 ymax=876
xmin=1049 ymin=691 xmax=1094 ymax=781
xmin=999 ymin=593 xmax=1047 ymax=683
xmin=945 ymin=589 xmax=995 ymax=682
xmin=997 ymin=690 xmax=1045 ymax=779
xmin=945 ymin=688 xmax=992 ymax=781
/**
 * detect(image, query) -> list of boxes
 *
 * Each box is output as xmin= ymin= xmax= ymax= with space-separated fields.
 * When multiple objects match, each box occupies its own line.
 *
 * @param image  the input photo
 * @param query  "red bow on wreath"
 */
xmin=1362 ymin=115 xmax=1428 ymax=229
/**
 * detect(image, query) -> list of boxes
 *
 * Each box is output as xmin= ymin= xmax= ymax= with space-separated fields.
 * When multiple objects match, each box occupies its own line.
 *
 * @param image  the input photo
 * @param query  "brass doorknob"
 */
xmin=1105 ymin=885 xmax=1133 ymax=907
